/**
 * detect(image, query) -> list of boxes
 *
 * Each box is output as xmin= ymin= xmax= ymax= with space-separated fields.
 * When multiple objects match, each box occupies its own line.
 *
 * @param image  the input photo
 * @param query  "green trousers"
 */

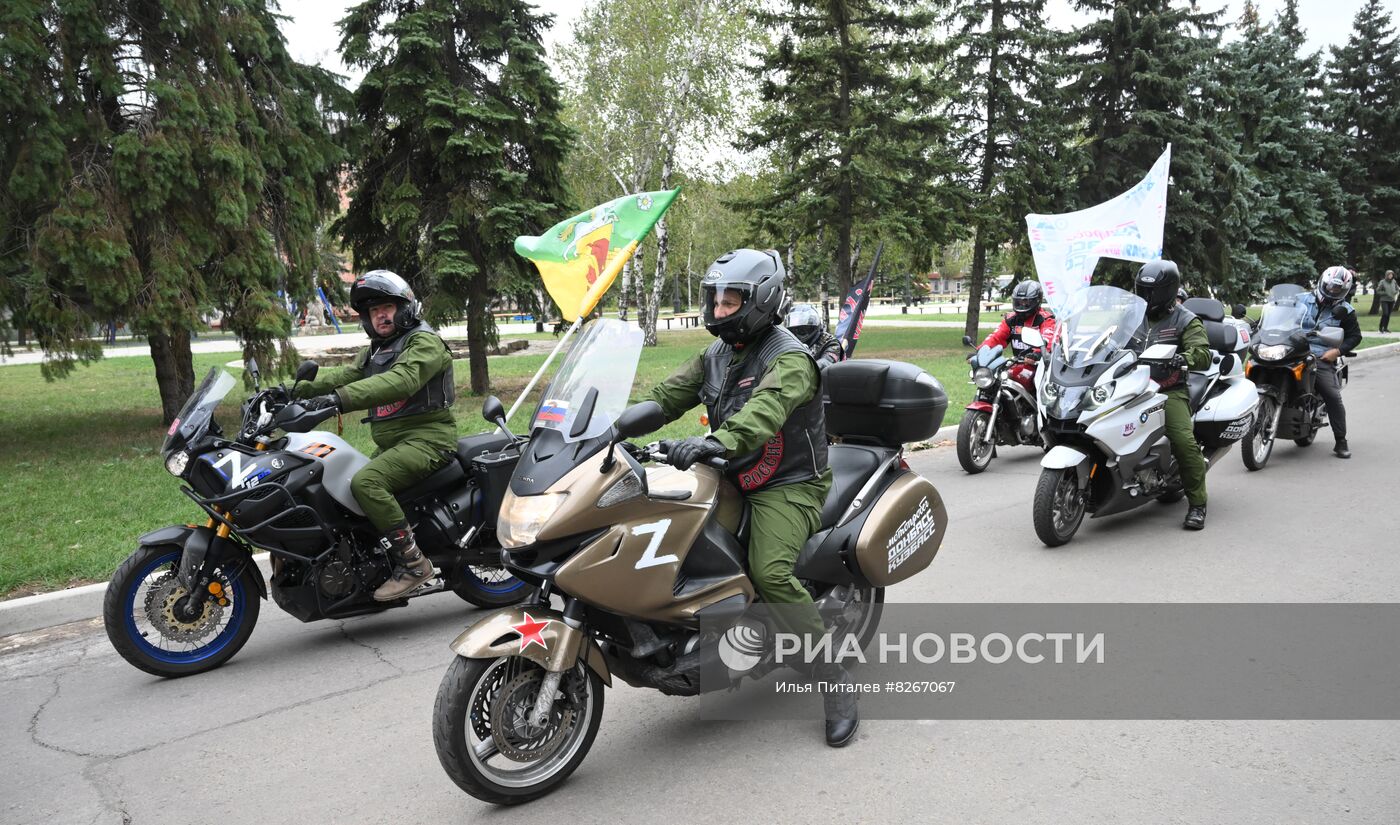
xmin=350 ymin=438 xmax=455 ymax=532
xmin=1164 ymin=389 xmax=1207 ymax=507
xmin=746 ymin=479 xmax=829 ymax=642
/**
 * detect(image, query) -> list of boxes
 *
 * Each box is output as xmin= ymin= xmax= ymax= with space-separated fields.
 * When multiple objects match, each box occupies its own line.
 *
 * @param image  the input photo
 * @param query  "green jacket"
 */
xmin=1180 ymin=316 xmax=1212 ymax=371
xmin=647 ymin=346 xmax=832 ymax=503
xmin=295 ymin=333 xmax=457 ymax=452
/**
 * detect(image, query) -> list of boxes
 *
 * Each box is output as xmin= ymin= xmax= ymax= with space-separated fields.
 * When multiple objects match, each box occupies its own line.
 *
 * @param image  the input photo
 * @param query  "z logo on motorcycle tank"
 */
xmin=632 ymin=519 xmax=678 ymax=570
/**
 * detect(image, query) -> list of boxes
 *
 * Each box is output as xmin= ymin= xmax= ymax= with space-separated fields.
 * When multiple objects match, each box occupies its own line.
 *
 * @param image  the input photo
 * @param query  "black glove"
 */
xmin=303 ymin=393 xmax=340 ymax=412
xmin=666 ymin=436 xmax=725 ymax=471
xmin=1168 ymin=354 xmax=1187 ymax=370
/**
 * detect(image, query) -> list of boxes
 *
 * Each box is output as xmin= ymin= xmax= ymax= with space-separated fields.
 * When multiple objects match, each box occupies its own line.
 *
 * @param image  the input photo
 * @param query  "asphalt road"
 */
xmin=5 ymin=356 xmax=1399 ymax=825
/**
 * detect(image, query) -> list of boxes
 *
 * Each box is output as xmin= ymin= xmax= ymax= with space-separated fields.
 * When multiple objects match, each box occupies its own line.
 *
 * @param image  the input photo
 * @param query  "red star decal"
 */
xmin=511 ymin=612 xmax=551 ymax=652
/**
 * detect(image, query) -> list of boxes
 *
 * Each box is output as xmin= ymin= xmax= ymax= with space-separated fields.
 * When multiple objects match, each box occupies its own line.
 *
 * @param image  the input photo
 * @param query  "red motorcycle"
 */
xmin=956 ymin=328 xmax=1047 ymax=474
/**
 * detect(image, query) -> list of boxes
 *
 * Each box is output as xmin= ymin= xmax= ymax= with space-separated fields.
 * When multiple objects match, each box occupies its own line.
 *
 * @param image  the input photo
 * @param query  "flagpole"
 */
xmin=505 ymin=315 xmax=583 ymax=425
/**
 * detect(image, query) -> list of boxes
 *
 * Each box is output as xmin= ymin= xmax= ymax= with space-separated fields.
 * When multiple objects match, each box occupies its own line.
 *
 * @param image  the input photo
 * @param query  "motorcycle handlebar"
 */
xmin=650 ymin=440 xmax=730 ymax=472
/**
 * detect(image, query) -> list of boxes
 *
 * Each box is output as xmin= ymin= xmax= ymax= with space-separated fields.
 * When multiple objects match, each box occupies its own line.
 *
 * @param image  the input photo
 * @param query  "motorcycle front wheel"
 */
xmin=956 ymin=410 xmax=995 ymax=474
xmin=1242 ymin=396 xmax=1279 ymax=471
xmin=103 ymin=544 xmax=261 ymax=678
xmin=434 ymin=656 xmax=604 ymax=805
xmin=1033 ymin=467 xmax=1086 ymax=547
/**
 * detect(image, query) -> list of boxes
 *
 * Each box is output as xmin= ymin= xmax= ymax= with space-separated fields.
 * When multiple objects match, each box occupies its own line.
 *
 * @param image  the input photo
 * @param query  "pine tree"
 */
xmin=1321 ymin=0 xmax=1400 ymax=280
xmin=337 ymin=0 xmax=572 ymax=394
xmin=1 ymin=0 xmax=346 ymax=422
xmin=740 ymin=0 xmax=962 ymax=298
xmin=945 ymin=0 xmax=1075 ymax=336
xmin=1211 ymin=0 xmax=1341 ymax=296
xmin=1064 ymin=0 xmax=1241 ymax=295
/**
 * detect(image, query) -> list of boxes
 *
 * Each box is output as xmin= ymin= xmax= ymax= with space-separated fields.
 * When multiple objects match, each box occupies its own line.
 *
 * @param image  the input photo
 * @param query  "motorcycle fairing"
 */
xmin=283 ymin=431 xmax=371 ymax=515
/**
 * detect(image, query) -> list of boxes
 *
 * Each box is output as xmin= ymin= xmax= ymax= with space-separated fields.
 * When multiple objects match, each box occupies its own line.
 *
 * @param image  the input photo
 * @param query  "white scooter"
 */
xmin=1030 ymin=287 xmax=1259 ymax=546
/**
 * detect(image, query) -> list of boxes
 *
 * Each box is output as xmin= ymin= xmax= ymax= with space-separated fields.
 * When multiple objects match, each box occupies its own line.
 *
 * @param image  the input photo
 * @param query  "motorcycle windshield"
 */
xmin=1052 ymin=286 xmax=1147 ymax=369
xmin=532 ymin=319 xmax=644 ymax=443
xmin=162 ymin=368 xmax=237 ymax=455
xmin=1258 ymin=300 xmax=1308 ymax=335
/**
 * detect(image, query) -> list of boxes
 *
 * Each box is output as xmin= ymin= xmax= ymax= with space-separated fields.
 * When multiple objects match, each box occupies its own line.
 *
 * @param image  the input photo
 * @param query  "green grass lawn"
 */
xmin=0 ymin=326 xmax=975 ymax=598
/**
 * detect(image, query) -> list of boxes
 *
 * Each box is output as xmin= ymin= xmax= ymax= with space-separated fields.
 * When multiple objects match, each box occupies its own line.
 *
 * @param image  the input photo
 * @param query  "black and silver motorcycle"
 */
xmin=103 ymin=359 xmax=530 ymax=678
xmin=1240 ymin=283 xmax=1351 ymax=470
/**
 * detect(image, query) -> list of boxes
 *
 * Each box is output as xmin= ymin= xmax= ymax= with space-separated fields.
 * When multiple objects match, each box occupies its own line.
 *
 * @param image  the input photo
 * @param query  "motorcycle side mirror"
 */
xmin=1020 ymin=327 xmax=1045 ymax=348
xmin=295 ymin=360 xmax=319 ymax=382
xmin=245 ymin=357 xmax=261 ymax=390
xmin=613 ymin=401 xmax=667 ymax=441
xmin=961 ymin=335 xmax=974 ymax=347
xmin=482 ymin=395 xmax=518 ymax=442
xmin=1231 ymin=303 xmax=1248 ymax=320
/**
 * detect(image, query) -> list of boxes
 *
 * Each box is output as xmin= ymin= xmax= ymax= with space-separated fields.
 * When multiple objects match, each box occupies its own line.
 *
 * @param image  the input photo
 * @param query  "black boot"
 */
xmin=1334 ymin=439 xmax=1351 ymax=459
xmin=1183 ymin=505 xmax=1207 ymax=530
xmin=815 ymin=662 xmax=859 ymax=747
xmin=373 ymin=527 xmax=434 ymax=601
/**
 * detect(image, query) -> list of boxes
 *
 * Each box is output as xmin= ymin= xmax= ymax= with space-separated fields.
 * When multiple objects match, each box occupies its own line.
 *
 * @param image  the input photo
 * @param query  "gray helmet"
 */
xmin=1011 ymin=280 xmax=1044 ymax=314
xmin=784 ymin=303 xmax=823 ymax=345
xmin=1134 ymin=260 xmax=1181 ymax=315
xmin=350 ymin=270 xmax=420 ymax=339
xmin=702 ymin=249 xmax=786 ymax=346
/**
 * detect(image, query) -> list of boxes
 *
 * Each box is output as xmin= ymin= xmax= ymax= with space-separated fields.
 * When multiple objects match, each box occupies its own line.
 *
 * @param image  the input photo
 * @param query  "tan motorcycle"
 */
xmin=431 ymin=319 xmax=950 ymax=804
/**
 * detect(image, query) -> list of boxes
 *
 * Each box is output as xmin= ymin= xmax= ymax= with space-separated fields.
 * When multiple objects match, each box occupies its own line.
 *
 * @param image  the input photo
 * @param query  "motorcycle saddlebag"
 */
xmin=1192 ymin=379 xmax=1258 ymax=448
xmin=823 ymin=359 xmax=948 ymax=448
xmin=852 ymin=471 xmax=948 ymax=586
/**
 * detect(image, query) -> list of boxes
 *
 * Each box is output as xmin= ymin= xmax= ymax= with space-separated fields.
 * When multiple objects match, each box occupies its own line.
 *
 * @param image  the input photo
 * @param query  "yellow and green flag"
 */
xmin=515 ymin=189 xmax=680 ymax=321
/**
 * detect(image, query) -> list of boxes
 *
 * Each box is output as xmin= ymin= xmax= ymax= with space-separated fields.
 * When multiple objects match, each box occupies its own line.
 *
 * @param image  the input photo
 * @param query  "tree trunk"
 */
xmin=835 ymin=14 xmax=854 ymax=297
xmin=965 ymin=0 xmax=1003 ymax=342
xmin=965 ymin=226 xmax=988 ymax=340
xmin=643 ymin=148 xmax=676 ymax=346
xmin=149 ymin=328 xmax=196 ymax=425
xmin=466 ymin=274 xmax=492 ymax=395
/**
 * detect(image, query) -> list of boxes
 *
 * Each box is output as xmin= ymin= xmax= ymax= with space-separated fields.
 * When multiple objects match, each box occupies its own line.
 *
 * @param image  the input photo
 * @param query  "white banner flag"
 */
xmin=1025 ymin=144 xmax=1171 ymax=314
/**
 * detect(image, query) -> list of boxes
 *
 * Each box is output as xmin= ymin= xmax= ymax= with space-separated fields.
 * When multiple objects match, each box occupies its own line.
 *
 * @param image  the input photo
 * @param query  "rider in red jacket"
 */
xmin=981 ymin=280 xmax=1056 ymax=357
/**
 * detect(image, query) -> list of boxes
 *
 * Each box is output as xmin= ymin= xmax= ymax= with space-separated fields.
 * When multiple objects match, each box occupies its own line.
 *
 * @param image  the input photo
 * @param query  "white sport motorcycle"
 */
xmin=1031 ymin=286 xmax=1259 ymax=546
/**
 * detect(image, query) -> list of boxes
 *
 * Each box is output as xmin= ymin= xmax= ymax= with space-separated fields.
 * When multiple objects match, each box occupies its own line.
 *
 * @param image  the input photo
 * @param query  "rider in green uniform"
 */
xmin=296 ymin=271 xmax=458 ymax=600
xmin=646 ymin=248 xmax=858 ymax=748
xmin=1134 ymin=261 xmax=1212 ymax=530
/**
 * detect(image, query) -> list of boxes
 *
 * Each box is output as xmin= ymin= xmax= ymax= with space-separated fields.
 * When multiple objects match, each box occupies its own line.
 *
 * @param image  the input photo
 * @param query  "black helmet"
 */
xmin=784 ymin=302 xmax=823 ymax=346
xmin=1011 ymin=280 xmax=1044 ymax=314
xmin=350 ymin=270 xmax=420 ymax=339
xmin=1176 ymin=287 xmax=1188 ymax=304
xmin=702 ymin=249 xmax=786 ymax=347
xmin=1134 ymin=260 xmax=1181 ymax=315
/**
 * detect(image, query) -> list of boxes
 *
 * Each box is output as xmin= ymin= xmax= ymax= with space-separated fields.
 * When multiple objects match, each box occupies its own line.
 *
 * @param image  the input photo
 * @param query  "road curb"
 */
xmin=0 ymin=554 xmax=273 ymax=638
xmin=4 ymin=341 xmax=1394 ymax=637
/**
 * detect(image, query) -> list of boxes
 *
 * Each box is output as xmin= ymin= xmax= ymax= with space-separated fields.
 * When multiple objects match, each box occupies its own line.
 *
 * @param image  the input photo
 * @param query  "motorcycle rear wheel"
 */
xmin=451 ymin=564 xmax=532 ymax=608
xmin=1033 ymin=468 xmax=1085 ymax=547
xmin=103 ymin=544 xmax=261 ymax=678
xmin=434 ymin=656 xmax=603 ymax=805
xmin=956 ymin=410 xmax=995 ymax=474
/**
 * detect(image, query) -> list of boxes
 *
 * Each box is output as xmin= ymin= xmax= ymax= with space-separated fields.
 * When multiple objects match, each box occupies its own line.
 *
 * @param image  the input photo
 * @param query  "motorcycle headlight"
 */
xmin=1090 ymin=382 xmax=1114 ymax=407
xmin=974 ymin=368 xmax=996 ymax=389
xmin=164 ymin=451 xmax=190 ymax=477
xmin=1043 ymin=381 xmax=1062 ymax=400
xmin=497 ymin=491 xmax=569 ymax=548
xmin=1256 ymin=344 xmax=1289 ymax=361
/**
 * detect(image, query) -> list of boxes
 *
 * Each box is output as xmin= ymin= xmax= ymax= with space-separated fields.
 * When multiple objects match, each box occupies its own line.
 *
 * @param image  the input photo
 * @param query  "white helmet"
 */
xmin=1316 ymin=266 xmax=1354 ymax=303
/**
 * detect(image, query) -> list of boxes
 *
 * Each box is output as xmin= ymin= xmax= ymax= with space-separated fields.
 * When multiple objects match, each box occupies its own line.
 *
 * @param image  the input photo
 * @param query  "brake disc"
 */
xmin=489 ymin=669 xmax=576 ymax=762
xmin=143 ymin=572 xmax=223 ymax=643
